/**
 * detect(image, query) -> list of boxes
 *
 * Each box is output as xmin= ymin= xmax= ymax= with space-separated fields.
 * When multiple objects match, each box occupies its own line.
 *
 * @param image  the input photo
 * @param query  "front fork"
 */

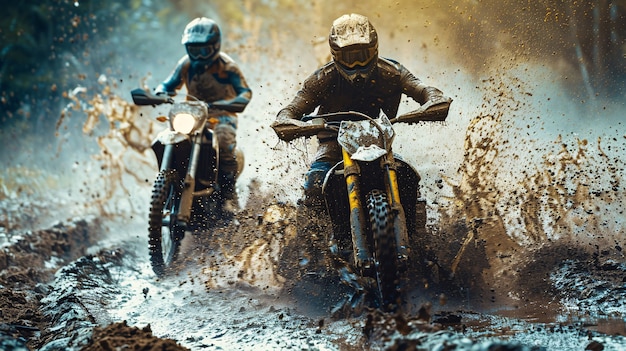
xmin=342 ymin=149 xmax=371 ymax=272
xmin=383 ymin=155 xmax=410 ymax=267
xmin=342 ymin=150 xmax=410 ymax=273
xmin=160 ymin=135 xmax=202 ymax=225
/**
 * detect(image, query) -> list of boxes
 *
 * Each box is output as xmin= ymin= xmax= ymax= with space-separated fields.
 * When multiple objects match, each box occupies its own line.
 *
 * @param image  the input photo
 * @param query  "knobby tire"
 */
xmin=366 ymin=189 xmax=400 ymax=311
xmin=148 ymin=169 xmax=184 ymax=277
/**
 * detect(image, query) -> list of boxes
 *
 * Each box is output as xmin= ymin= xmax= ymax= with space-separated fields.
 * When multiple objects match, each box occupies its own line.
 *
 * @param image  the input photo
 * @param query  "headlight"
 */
xmin=171 ymin=113 xmax=197 ymax=134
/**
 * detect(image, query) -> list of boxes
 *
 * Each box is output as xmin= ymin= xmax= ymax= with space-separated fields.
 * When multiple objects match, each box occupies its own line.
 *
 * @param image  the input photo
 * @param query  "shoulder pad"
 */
xmin=315 ymin=61 xmax=339 ymax=78
xmin=176 ymin=55 xmax=191 ymax=66
xmin=218 ymin=52 xmax=243 ymax=73
xmin=378 ymin=57 xmax=402 ymax=70
xmin=376 ymin=57 xmax=404 ymax=79
xmin=218 ymin=52 xmax=235 ymax=64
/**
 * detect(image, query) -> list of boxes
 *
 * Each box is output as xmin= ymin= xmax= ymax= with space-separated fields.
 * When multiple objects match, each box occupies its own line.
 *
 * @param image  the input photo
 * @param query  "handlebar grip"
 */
xmin=131 ymin=88 xmax=172 ymax=106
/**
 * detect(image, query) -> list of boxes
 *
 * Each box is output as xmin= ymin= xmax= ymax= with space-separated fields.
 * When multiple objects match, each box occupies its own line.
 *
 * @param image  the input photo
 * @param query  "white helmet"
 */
xmin=182 ymin=17 xmax=221 ymax=63
xmin=329 ymin=14 xmax=378 ymax=83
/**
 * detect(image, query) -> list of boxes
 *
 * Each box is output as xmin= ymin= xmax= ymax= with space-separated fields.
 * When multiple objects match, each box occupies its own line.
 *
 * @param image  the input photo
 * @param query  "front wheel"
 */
xmin=148 ymin=169 xmax=185 ymax=277
xmin=366 ymin=189 xmax=400 ymax=311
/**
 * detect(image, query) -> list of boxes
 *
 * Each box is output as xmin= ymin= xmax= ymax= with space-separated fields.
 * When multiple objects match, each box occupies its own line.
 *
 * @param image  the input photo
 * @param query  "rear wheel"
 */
xmin=149 ymin=169 xmax=185 ymax=277
xmin=366 ymin=189 xmax=399 ymax=311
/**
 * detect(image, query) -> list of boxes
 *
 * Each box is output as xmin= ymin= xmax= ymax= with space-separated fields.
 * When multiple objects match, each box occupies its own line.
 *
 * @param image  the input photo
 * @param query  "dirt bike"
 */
xmin=131 ymin=88 xmax=244 ymax=277
xmin=271 ymin=99 xmax=451 ymax=311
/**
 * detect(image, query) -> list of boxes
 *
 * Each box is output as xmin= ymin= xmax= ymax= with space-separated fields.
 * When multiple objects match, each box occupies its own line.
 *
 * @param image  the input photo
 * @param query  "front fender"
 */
xmin=151 ymin=131 xmax=192 ymax=173
xmin=154 ymin=129 xmax=190 ymax=145
xmin=350 ymin=144 xmax=387 ymax=162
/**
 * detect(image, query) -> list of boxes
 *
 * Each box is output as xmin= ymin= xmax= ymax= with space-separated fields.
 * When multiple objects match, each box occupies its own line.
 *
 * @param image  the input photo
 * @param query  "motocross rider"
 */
xmin=271 ymin=13 xmax=451 ymax=209
xmin=155 ymin=17 xmax=252 ymax=214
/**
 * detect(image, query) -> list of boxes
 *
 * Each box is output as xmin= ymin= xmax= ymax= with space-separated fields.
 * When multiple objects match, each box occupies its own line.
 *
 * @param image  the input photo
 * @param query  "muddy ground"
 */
xmin=1 ymin=189 xmax=625 ymax=351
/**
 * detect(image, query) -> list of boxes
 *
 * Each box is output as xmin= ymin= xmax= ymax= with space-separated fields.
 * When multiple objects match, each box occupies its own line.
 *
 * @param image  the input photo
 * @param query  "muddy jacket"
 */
xmin=277 ymin=57 xmax=445 ymax=126
xmin=156 ymin=53 xmax=252 ymax=116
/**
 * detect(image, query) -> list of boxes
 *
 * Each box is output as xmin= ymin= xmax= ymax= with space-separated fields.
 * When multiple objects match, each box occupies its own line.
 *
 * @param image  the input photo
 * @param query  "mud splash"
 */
xmin=57 ymin=78 xmax=157 ymax=216
xmin=430 ymin=69 xmax=626 ymax=323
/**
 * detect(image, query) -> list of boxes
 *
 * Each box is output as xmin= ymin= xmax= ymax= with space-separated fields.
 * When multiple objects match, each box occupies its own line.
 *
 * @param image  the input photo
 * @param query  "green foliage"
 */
xmin=0 ymin=0 xmax=169 ymax=119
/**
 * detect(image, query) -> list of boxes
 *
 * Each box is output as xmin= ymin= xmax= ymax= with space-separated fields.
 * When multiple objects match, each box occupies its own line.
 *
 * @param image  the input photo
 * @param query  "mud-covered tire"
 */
xmin=149 ymin=169 xmax=184 ymax=277
xmin=366 ymin=189 xmax=399 ymax=311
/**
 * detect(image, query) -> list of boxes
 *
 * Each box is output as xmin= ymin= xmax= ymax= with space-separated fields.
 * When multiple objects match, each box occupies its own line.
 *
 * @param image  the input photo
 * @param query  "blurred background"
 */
xmin=2 ymin=0 xmax=624 ymax=116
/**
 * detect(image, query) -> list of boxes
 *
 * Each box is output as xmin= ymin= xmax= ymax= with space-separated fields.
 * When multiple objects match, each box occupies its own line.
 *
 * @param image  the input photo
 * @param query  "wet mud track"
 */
xmin=1 ymin=195 xmax=626 ymax=351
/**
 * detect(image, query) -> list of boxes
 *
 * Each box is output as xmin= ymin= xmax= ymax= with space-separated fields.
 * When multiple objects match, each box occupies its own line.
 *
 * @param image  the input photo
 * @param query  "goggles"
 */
xmin=186 ymin=43 xmax=218 ymax=61
xmin=333 ymin=46 xmax=377 ymax=69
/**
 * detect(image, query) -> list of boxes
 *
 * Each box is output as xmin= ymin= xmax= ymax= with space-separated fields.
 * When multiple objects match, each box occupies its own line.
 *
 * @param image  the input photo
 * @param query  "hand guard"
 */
xmin=270 ymin=118 xmax=322 ymax=142
xmin=391 ymin=96 xmax=452 ymax=124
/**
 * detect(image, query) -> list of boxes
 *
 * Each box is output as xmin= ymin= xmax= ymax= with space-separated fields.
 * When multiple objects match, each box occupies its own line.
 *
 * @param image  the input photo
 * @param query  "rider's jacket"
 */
xmin=156 ymin=53 xmax=252 ymax=116
xmin=277 ymin=57 xmax=445 ymax=124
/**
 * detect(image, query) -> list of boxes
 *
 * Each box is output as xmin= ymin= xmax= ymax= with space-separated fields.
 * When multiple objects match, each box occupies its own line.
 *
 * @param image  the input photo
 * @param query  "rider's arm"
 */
xmin=273 ymin=88 xmax=314 ymax=141
xmin=272 ymin=67 xmax=332 ymax=141
xmin=276 ymin=64 xmax=332 ymax=121
xmin=211 ymin=59 xmax=252 ymax=113
xmin=155 ymin=56 xmax=188 ymax=96
xmin=399 ymin=65 xmax=450 ymax=121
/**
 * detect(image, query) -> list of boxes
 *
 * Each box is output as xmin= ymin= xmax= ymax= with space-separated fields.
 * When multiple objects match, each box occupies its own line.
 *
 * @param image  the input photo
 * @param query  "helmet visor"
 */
xmin=186 ymin=42 xmax=218 ymax=61
xmin=333 ymin=46 xmax=377 ymax=69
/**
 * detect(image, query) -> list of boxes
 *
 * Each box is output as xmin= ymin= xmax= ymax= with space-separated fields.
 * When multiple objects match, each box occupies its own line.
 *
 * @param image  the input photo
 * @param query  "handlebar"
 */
xmin=131 ymin=88 xmax=246 ymax=114
xmin=131 ymin=88 xmax=174 ymax=106
xmin=389 ymin=98 xmax=451 ymax=124
xmin=301 ymin=111 xmax=373 ymax=123
xmin=271 ymin=98 xmax=451 ymax=142
xmin=300 ymin=98 xmax=451 ymax=125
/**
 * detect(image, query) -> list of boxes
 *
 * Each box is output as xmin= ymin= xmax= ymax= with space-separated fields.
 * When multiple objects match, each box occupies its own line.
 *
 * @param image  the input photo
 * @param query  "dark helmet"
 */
xmin=329 ymin=14 xmax=378 ymax=83
xmin=181 ymin=17 xmax=221 ymax=63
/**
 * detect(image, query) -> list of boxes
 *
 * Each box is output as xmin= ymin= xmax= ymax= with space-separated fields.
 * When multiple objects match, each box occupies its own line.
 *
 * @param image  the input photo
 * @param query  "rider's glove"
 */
xmin=270 ymin=118 xmax=313 ymax=142
xmin=154 ymin=84 xmax=175 ymax=97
